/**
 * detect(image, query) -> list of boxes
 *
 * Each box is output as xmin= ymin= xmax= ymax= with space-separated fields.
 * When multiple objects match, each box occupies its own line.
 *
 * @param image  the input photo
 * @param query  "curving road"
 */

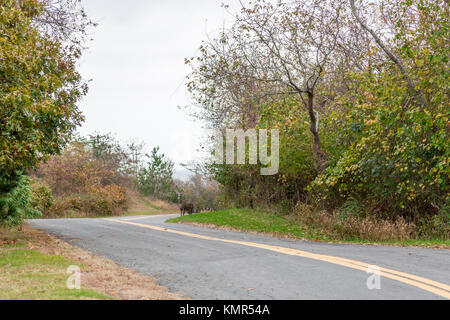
xmin=28 ymin=214 xmax=450 ymax=300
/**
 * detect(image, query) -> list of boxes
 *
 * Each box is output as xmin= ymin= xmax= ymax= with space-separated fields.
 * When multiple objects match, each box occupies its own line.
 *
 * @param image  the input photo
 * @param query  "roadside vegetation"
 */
xmin=182 ymin=0 xmax=449 ymax=244
xmin=0 ymin=0 xmax=95 ymax=226
xmin=29 ymin=133 xmax=182 ymax=218
xmin=168 ymin=208 xmax=319 ymax=239
xmin=0 ymin=225 xmax=185 ymax=299
xmin=168 ymin=209 xmax=450 ymax=248
xmin=0 ymin=247 xmax=110 ymax=300
xmin=0 ymin=1 xmax=206 ymax=226
xmin=0 ymin=0 xmax=448 ymax=248
xmin=0 ymin=227 xmax=110 ymax=299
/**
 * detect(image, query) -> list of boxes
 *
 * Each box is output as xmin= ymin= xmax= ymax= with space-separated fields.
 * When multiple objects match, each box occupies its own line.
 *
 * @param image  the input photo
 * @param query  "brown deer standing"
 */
xmin=179 ymin=194 xmax=194 ymax=216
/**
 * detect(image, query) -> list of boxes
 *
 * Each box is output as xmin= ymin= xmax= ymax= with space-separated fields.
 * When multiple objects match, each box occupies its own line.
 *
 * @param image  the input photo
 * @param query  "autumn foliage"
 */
xmin=0 ymin=0 xmax=93 ymax=225
xmin=31 ymin=138 xmax=130 ymax=217
xmin=186 ymin=0 xmax=449 ymax=239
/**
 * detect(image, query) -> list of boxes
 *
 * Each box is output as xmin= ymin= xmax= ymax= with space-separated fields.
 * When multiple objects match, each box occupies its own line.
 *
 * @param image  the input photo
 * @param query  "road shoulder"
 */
xmin=0 ymin=224 xmax=187 ymax=300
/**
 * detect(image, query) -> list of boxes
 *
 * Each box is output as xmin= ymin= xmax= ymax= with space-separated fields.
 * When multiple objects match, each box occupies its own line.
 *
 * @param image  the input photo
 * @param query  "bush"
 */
xmin=45 ymin=184 xmax=129 ymax=217
xmin=338 ymin=197 xmax=367 ymax=221
xmin=0 ymin=176 xmax=41 ymax=226
xmin=175 ymin=174 xmax=219 ymax=212
xmin=89 ymin=184 xmax=129 ymax=215
xmin=310 ymin=103 xmax=449 ymax=220
xmin=308 ymin=2 xmax=449 ymax=222
xmin=417 ymin=203 xmax=450 ymax=239
xmin=294 ymin=203 xmax=417 ymax=242
xmin=101 ymin=184 xmax=128 ymax=209
xmin=31 ymin=181 xmax=54 ymax=214
xmin=33 ymin=139 xmax=131 ymax=217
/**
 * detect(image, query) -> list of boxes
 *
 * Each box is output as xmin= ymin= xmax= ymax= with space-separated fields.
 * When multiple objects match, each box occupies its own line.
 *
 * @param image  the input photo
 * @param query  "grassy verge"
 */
xmin=0 ymin=226 xmax=185 ymax=300
xmin=167 ymin=208 xmax=450 ymax=248
xmin=168 ymin=208 xmax=322 ymax=239
xmin=0 ymin=228 xmax=110 ymax=300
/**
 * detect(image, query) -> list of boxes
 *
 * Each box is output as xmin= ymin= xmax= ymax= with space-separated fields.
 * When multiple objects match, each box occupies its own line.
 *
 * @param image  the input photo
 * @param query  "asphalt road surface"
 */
xmin=28 ymin=214 xmax=450 ymax=299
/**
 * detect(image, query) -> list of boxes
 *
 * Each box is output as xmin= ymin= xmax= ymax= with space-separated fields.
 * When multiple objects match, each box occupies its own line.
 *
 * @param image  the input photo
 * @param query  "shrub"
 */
xmin=101 ymin=184 xmax=128 ymax=208
xmin=31 ymin=181 xmax=54 ymax=214
xmin=90 ymin=184 xmax=129 ymax=215
xmin=294 ymin=203 xmax=417 ymax=242
xmin=417 ymin=203 xmax=450 ymax=239
xmin=310 ymin=103 xmax=449 ymax=219
xmin=0 ymin=176 xmax=41 ymax=226
xmin=33 ymin=139 xmax=131 ymax=217
xmin=338 ymin=197 xmax=367 ymax=221
xmin=45 ymin=184 xmax=129 ymax=217
xmin=308 ymin=1 xmax=449 ymax=221
xmin=174 ymin=174 xmax=219 ymax=211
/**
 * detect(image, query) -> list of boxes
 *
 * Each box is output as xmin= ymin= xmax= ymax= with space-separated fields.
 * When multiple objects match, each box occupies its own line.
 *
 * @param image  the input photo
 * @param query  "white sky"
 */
xmin=77 ymin=0 xmax=241 ymax=179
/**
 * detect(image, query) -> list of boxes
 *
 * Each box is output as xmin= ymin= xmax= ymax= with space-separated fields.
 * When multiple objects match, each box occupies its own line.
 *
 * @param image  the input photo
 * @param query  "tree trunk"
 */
xmin=306 ymin=91 xmax=326 ymax=171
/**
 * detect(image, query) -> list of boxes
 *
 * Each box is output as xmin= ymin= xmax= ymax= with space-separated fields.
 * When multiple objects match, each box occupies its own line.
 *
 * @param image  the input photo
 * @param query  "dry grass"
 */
xmin=170 ymin=208 xmax=449 ymax=248
xmin=294 ymin=203 xmax=417 ymax=242
xmin=0 ymin=225 xmax=187 ymax=300
xmin=126 ymin=190 xmax=179 ymax=215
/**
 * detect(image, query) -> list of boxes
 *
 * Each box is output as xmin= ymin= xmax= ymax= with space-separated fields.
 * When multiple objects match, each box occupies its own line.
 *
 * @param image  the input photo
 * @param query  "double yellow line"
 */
xmin=104 ymin=218 xmax=450 ymax=299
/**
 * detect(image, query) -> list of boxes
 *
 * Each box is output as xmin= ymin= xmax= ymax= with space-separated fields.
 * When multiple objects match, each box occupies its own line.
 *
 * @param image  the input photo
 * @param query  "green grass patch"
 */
xmin=167 ymin=208 xmax=450 ymax=248
xmin=167 ymin=208 xmax=322 ymax=240
xmin=0 ymin=228 xmax=112 ymax=300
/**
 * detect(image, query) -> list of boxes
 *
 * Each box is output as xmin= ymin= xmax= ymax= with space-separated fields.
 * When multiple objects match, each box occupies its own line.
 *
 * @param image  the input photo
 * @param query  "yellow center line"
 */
xmin=120 ymin=215 xmax=167 ymax=221
xmin=104 ymin=218 xmax=450 ymax=299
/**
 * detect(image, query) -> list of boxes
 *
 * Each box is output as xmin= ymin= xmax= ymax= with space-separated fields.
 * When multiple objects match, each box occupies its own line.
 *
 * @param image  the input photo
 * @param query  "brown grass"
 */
xmin=294 ymin=203 xmax=417 ymax=242
xmin=126 ymin=190 xmax=179 ymax=213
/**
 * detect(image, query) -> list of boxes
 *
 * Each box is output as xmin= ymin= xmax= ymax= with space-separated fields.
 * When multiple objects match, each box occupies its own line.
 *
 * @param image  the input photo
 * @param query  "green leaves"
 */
xmin=135 ymin=147 xmax=176 ymax=201
xmin=0 ymin=1 xmax=90 ymax=224
xmin=0 ymin=1 xmax=86 ymax=179
xmin=0 ymin=175 xmax=41 ymax=226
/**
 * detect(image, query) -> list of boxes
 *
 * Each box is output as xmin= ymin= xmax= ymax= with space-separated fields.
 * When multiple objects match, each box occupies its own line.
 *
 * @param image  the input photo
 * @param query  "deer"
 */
xmin=178 ymin=194 xmax=194 ymax=216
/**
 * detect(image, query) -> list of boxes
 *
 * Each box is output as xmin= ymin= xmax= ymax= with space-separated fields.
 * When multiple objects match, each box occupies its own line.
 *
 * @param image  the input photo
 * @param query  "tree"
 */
xmin=349 ymin=0 xmax=426 ymax=107
xmin=0 ymin=0 xmax=93 ymax=224
xmin=126 ymin=140 xmax=146 ymax=180
xmin=184 ymin=0 xmax=449 ymax=221
xmin=310 ymin=0 xmax=449 ymax=218
xmin=187 ymin=0 xmax=347 ymax=170
xmin=136 ymin=147 xmax=175 ymax=201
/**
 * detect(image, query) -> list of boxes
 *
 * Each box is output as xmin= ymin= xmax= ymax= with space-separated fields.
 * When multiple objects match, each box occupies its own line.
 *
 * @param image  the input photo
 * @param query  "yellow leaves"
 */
xmin=415 ymin=59 xmax=424 ymax=67
xmin=364 ymin=118 xmax=378 ymax=126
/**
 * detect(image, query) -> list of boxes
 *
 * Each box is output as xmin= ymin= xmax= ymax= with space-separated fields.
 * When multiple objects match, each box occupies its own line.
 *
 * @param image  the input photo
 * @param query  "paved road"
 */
xmin=28 ymin=214 xmax=450 ymax=299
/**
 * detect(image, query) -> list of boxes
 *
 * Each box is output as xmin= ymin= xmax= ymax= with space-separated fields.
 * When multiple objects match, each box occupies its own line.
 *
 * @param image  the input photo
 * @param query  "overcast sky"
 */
xmin=77 ymin=0 xmax=241 ymax=179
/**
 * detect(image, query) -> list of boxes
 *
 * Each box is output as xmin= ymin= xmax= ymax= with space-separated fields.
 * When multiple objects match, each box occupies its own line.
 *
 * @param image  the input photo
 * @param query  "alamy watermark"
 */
xmin=366 ymin=265 xmax=381 ymax=290
xmin=213 ymin=129 xmax=279 ymax=175
xmin=66 ymin=265 xmax=81 ymax=290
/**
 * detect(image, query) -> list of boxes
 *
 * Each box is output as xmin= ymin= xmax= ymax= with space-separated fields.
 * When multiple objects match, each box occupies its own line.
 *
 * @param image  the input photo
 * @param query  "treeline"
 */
xmin=186 ymin=0 xmax=449 ymax=238
xmin=31 ymin=133 xmax=140 ymax=217
xmin=30 ymin=133 xmax=218 ymax=218
xmin=0 ymin=0 xmax=215 ymax=225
